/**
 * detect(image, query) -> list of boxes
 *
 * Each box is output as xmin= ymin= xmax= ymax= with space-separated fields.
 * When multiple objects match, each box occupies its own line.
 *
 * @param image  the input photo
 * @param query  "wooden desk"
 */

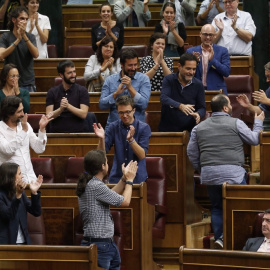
xmin=30 ymin=132 xmax=201 ymax=261
xmin=24 ymin=183 xmax=157 ymax=270
xmin=0 ymin=245 xmax=102 ymax=270
xmin=179 ymin=246 xmax=270 ymax=270
xmin=223 ymin=184 xmax=270 ymax=250
xmin=259 ymin=132 xmax=270 ymax=184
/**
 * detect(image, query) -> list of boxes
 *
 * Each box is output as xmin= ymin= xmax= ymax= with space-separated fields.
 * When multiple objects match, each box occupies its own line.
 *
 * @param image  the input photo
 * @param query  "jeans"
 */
xmin=81 ymin=239 xmax=120 ymax=270
xmin=207 ymin=174 xmax=247 ymax=240
xmin=20 ymin=84 xmax=36 ymax=92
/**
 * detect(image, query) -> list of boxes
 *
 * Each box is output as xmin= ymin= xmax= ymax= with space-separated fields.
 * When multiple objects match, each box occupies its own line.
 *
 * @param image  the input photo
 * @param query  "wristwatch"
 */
xmin=126 ymin=181 xmax=133 ymax=186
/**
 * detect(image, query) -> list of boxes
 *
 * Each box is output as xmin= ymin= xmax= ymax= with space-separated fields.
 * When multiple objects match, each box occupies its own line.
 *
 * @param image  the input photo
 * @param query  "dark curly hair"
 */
xmin=96 ymin=36 xmax=118 ymax=65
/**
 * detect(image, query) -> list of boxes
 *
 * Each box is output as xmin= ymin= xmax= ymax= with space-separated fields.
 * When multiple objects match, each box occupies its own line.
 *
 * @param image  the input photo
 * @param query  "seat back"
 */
xmin=252 ymin=212 xmax=264 ymax=238
xmin=121 ymin=45 xmax=148 ymax=57
xmin=65 ymin=157 xmax=84 ymax=183
xmin=82 ymin=19 xmax=102 ymax=28
xmin=67 ymin=45 xmax=94 ymax=58
xmin=225 ymin=75 xmax=254 ymax=119
xmin=31 ymin=157 xmax=55 ymax=183
xmin=146 ymin=157 xmax=167 ymax=239
xmin=54 ymin=77 xmax=86 ymax=87
xmin=47 ymin=44 xmax=58 ymax=58
xmin=27 ymin=114 xmax=42 ymax=133
xmin=27 ymin=213 xmax=46 ymax=244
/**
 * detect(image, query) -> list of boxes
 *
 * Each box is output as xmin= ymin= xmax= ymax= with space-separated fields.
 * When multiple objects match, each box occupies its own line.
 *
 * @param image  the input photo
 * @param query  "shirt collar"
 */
xmin=174 ymin=72 xmax=194 ymax=88
xmin=224 ymin=9 xmax=240 ymax=20
xmin=211 ymin=112 xmax=231 ymax=117
xmin=0 ymin=120 xmax=21 ymax=131
xmin=119 ymin=117 xmax=137 ymax=128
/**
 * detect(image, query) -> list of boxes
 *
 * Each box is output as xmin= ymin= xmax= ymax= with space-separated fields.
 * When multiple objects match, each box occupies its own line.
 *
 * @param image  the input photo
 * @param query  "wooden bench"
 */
xmin=223 ymin=183 xmax=270 ymax=250
xmin=24 ymin=183 xmax=158 ymax=270
xmin=0 ymin=56 xmax=253 ymax=92
xmin=0 ymin=245 xmax=102 ymax=270
xmin=29 ymin=132 xmax=202 ymax=262
xmin=179 ymin=246 xmax=270 ymax=270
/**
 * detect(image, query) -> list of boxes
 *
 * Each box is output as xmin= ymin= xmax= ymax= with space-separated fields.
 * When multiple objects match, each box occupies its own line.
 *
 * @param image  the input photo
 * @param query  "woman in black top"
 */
xmin=154 ymin=2 xmax=186 ymax=57
xmin=91 ymin=2 xmax=124 ymax=51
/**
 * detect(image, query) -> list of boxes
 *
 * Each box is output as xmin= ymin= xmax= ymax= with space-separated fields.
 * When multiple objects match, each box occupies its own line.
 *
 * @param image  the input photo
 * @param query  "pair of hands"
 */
xmin=121 ymin=160 xmax=138 ymax=183
xmin=29 ymin=12 xmax=39 ymax=31
xmin=155 ymin=48 xmax=164 ymax=66
xmin=162 ymin=20 xmax=176 ymax=34
xmin=21 ymin=112 xmax=53 ymax=132
xmin=208 ymin=0 xmax=220 ymax=11
xmin=179 ymin=104 xmax=201 ymax=124
xmin=115 ymin=75 xmax=132 ymax=95
xmin=192 ymin=47 xmax=214 ymax=62
xmin=214 ymin=14 xmax=237 ymax=31
xmin=101 ymin=57 xmax=115 ymax=72
xmin=93 ymin=123 xmax=135 ymax=142
xmin=16 ymin=175 xmax=43 ymax=198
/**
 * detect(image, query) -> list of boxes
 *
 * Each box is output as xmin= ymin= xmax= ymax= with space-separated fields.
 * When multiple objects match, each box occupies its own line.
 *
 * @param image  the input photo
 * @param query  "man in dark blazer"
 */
xmin=187 ymin=24 xmax=230 ymax=95
xmin=243 ymin=209 xmax=270 ymax=252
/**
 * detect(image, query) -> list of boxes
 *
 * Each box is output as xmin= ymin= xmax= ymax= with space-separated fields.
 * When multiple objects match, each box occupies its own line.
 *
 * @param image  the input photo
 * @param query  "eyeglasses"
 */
xmin=118 ymin=110 xmax=133 ymax=116
xmin=201 ymin=33 xmax=215 ymax=37
xmin=8 ymin=75 xmax=20 ymax=79
xmin=223 ymin=0 xmax=235 ymax=5
xmin=262 ymin=218 xmax=270 ymax=223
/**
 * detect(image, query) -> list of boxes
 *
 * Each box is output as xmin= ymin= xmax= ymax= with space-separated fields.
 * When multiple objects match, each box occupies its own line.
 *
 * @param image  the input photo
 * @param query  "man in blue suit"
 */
xmin=187 ymin=24 xmax=230 ymax=95
xmin=243 ymin=209 xmax=270 ymax=252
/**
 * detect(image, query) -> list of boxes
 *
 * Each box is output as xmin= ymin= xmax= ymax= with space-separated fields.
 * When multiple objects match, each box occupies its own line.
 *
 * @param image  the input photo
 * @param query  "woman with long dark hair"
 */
xmin=155 ymin=2 xmax=186 ymax=57
xmin=84 ymin=36 xmax=120 ymax=92
xmin=140 ymin=32 xmax=173 ymax=91
xmin=77 ymin=149 xmax=137 ymax=270
xmin=0 ymin=162 xmax=43 ymax=244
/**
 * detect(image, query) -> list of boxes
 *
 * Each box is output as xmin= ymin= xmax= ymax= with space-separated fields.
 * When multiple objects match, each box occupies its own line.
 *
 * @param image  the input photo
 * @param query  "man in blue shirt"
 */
xmin=99 ymin=48 xmax=151 ymax=130
xmin=187 ymin=94 xmax=264 ymax=249
xmin=94 ymin=95 xmax=151 ymax=184
xmin=159 ymin=53 xmax=206 ymax=132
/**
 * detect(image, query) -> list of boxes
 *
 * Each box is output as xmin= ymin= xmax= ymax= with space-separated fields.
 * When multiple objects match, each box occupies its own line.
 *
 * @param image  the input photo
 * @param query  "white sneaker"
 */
xmin=214 ymin=238 xmax=223 ymax=249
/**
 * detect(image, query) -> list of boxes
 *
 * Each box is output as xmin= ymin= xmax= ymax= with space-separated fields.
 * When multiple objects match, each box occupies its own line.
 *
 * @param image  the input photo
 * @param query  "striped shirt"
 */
xmin=78 ymin=176 xmax=124 ymax=238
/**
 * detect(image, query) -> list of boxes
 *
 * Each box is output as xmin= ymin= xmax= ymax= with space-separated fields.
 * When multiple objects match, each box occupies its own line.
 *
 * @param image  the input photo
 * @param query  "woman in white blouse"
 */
xmin=24 ymin=0 xmax=51 ymax=58
xmin=84 ymin=37 xmax=121 ymax=92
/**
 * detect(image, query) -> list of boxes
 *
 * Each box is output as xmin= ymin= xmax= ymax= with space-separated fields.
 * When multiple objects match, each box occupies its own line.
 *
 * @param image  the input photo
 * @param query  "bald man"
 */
xmin=187 ymin=24 xmax=230 ymax=95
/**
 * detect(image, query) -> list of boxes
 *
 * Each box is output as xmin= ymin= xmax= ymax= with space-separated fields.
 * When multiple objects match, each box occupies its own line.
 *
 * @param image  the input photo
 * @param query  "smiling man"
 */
xmin=159 ymin=53 xmax=206 ymax=132
xmin=94 ymin=95 xmax=151 ymax=184
xmin=46 ymin=60 xmax=90 ymax=133
xmin=187 ymin=24 xmax=230 ymax=95
xmin=243 ymin=209 xmax=270 ymax=252
xmin=99 ymin=48 xmax=151 ymax=130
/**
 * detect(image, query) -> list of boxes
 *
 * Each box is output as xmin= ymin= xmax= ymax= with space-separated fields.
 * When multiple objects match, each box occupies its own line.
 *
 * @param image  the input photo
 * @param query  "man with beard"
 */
xmin=159 ymin=53 xmax=206 ymax=132
xmin=0 ymin=95 xmax=52 ymax=183
xmin=46 ymin=60 xmax=90 ymax=133
xmin=187 ymin=94 xmax=264 ymax=249
xmin=243 ymin=209 xmax=270 ymax=252
xmin=99 ymin=48 xmax=151 ymax=130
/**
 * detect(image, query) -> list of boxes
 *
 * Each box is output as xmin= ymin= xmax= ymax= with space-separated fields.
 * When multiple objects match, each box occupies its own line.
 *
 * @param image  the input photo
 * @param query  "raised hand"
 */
xmin=252 ymin=90 xmax=268 ymax=104
xmin=21 ymin=113 xmax=28 ymax=132
xmin=39 ymin=113 xmax=53 ymax=130
xmin=236 ymin=94 xmax=250 ymax=108
xmin=231 ymin=14 xmax=238 ymax=30
xmin=127 ymin=125 xmax=135 ymax=142
xmin=15 ymin=178 xmax=27 ymax=198
xmin=192 ymin=51 xmax=201 ymax=62
xmin=255 ymin=111 xmax=265 ymax=122
xmin=169 ymin=21 xmax=175 ymax=32
xmin=30 ymin=175 xmax=43 ymax=195
xmin=93 ymin=123 xmax=105 ymax=139
xmin=122 ymin=160 xmax=138 ymax=181
xmin=208 ymin=0 xmax=215 ymax=10
xmin=162 ymin=20 xmax=169 ymax=35
xmin=214 ymin=18 xmax=224 ymax=31
xmin=209 ymin=45 xmax=214 ymax=61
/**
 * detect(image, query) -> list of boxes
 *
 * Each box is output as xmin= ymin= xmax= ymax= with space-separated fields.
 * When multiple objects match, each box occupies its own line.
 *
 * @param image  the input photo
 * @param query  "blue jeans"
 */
xmin=81 ymin=239 xmax=120 ymax=270
xmin=207 ymin=175 xmax=247 ymax=240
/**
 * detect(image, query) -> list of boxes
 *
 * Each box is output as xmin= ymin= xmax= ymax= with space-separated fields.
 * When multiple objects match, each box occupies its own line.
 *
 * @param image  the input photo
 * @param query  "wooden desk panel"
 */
xmin=259 ymin=132 xmax=270 ymax=184
xmin=24 ymin=183 xmax=157 ymax=270
xmin=0 ymin=245 xmax=102 ymax=270
xmin=179 ymin=247 xmax=270 ymax=270
xmin=223 ymin=184 xmax=270 ymax=250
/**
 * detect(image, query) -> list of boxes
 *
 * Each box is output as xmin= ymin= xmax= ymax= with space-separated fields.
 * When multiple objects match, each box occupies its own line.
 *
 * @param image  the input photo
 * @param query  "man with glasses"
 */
xmin=197 ymin=0 xmax=224 ymax=26
xmin=187 ymin=24 xmax=230 ymax=95
xmin=243 ymin=209 xmax=270 ymax=252
xmin=0 ymin=6 xmax=38 ymax=92
xmin=94 ymin=95 xmax=151 ymax=184
xmin=99 ymin=48 xmax=151 ymax=130
xmin=212 ymin=0 xmax=256 ymax=56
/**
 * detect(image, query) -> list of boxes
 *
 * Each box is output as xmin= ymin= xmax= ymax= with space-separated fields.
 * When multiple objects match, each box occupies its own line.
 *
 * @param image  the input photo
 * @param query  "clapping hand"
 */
xmin=122 ymin=160 xmax=138 ymax=181
xmin=214 ymin=18 xmax=224 ymax=31
xmin=30 ymin=175 xmax=43 ymax=195
xmin=162 ymin=20 xmax=169 ymax=35
xmin=93 ymin=123 xmax=105 ymax=139
xmin=127 ymin=125 xmax=135 ymax=142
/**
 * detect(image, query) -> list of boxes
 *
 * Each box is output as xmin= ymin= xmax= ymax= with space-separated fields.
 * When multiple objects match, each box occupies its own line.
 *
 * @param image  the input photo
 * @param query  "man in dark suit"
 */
xmin=186 ymin=24 xmax=230 ymax=95
xmin=243 ymin=209 xmax=270 ymax=252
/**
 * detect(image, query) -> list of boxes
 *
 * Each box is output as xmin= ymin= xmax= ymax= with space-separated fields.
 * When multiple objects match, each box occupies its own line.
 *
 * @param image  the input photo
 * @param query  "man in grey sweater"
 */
xmin=187 ymin=94 xmax=264 ymax=249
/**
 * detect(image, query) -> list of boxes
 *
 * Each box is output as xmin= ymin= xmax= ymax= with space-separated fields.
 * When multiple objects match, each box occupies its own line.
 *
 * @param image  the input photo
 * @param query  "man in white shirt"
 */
xmin=0 ymin=96 xmax=52 ymax=183
xmin=243 ymin=209 xmax=270 ymax=252
xmin=212 ymin=0 xmax=256 ymax=55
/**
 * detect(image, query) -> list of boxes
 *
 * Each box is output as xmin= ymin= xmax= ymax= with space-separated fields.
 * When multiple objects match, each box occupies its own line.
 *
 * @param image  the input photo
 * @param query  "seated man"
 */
xmin=46 ymin=60 xmax=91 ymax=133
xmin=99 ymin=48 xmax=151 ymax=130
xmin=243 ymin=209 xmax=270 ymax=252
xmin=159 ymin=53 xmax=206 ymax=132
xmin=94 ymin=95 xmax=151 ymax=184
xmin=0 ymin=96 xmax=52 ymax=183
